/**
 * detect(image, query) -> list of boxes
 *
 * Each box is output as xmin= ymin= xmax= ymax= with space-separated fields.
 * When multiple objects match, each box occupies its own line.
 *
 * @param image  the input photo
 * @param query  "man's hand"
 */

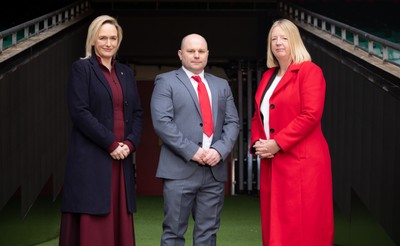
xmin=202 ymin=148 xmax=222 ymax=166
xmin=192 ymin=147 xmax=208 ymax=165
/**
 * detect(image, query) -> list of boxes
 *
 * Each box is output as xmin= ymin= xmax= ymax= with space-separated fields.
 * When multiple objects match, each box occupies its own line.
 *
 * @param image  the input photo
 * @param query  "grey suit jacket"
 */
xmin=150 ymin=67 xmax=240 ymax=182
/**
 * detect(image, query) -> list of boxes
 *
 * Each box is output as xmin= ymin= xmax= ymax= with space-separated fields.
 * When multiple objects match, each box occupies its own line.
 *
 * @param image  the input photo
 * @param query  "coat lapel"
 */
xmin=256 ymin=68 xmax=276 ymax=107
xmin=89 ymin=56 xmax=112 ymax=98
xmin=115 ymin=63 xmax=127 ymax=96
xmin=272 ymin=63 xmax=301 ymax=95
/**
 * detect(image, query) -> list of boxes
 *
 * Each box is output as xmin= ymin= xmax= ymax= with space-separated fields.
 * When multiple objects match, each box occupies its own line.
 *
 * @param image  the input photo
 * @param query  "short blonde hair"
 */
xmin=83 ymin=15 xmax=123 ymax=59
xmin=266 ymin=19 xmax=311 ymax=68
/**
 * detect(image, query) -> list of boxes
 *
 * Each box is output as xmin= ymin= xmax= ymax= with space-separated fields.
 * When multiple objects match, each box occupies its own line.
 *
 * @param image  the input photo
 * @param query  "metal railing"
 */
xmin=278 ymin=1 xmax=400 ymax=67
xmin=0 ymin=0 xmax=90 ymax=53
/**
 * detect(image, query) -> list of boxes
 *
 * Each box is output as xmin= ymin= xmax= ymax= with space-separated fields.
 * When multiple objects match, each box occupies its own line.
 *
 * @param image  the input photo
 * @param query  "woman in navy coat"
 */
xmin=59 ymin=15 xmax=143 ymax=246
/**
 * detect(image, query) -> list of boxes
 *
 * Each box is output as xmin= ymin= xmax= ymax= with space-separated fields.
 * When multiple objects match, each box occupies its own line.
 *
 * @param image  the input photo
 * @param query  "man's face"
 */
xmin=178 ymin=35 xmax=209 ymax=74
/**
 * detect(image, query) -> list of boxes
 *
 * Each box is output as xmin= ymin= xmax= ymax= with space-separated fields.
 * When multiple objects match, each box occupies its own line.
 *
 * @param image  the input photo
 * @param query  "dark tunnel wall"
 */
xmin=0 ymin=21 xmax=89 ymax=216
xmin=302 ymin=30 xmax=400 ymax=245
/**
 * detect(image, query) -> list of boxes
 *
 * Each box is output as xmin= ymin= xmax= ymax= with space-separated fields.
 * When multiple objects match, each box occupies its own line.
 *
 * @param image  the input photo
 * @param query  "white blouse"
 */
xmin=260 ymin=75 xmax=282 ymax=139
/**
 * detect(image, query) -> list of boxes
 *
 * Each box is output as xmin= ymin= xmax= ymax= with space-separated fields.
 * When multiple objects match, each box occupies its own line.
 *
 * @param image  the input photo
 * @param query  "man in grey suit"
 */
xmin=150 ymin=33 xmax=240 ymax=246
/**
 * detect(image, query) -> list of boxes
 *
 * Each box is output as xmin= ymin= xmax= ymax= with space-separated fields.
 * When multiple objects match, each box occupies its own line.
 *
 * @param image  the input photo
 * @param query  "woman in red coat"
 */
xmin=251 ymin=19 xmax=334 ymax=245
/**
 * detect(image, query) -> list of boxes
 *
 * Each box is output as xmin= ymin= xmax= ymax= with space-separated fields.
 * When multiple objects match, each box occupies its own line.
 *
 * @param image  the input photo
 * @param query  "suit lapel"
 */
xmin=176 ymin=68 xmax=202 ymax=115
xmin=204 ymin=73 xmax=218 ymax=127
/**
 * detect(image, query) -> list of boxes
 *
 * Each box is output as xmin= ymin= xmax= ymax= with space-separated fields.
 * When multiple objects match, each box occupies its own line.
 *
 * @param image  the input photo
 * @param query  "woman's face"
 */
xmin=270 ymin=26 xmax=291 ymax=63
xmin=94 ymin=23 xmax=118 ymax=60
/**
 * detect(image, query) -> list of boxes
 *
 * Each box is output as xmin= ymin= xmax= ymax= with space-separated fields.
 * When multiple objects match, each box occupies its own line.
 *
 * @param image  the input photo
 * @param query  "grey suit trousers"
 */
xmin=161 ymin=165 xmax=225 ymax=246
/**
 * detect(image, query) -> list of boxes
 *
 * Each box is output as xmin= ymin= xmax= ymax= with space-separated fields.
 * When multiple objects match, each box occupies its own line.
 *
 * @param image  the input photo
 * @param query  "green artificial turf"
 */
xmin=0 ymin=198 xmax=61 ymax=246
xmin=133 ymin=195 xmax=262 ymax=246
xmin=0 ymin=194 xmax=397 ymax=246
xmin=0 ymin=195 xmax=262 ymax=246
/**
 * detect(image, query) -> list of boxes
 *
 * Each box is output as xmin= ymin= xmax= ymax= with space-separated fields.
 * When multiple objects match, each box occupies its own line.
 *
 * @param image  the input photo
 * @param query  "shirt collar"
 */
xmin=182 ymin=66 xmax=205 ymax=80
xmin=95 ymin=55 xmax=115 ymax=69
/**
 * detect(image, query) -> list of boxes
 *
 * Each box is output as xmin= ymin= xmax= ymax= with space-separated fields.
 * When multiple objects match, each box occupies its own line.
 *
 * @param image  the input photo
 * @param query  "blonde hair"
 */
xmin=266 ymin=19 xmax=311 ymax=68
xmin=83 ymin=15 xmax=123 ymax=59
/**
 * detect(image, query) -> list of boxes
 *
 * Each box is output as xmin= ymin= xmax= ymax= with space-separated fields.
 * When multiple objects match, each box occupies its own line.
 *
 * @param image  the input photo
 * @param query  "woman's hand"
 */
xmin=253 ymin=139 xmax=281 ymax=159
xmin=110 ymin=142 xmax=130 ymax=160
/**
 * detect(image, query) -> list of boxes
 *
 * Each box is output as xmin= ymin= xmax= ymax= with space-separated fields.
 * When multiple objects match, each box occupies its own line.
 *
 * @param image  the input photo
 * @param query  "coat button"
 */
xmin=200 ymin=123 xmax=203 ymax=127
xmin=198 ymin=142 xmax=202 ymax=146
xmin=270 ymin=104 xmax=275 ymax=109
xmin=270 ymin=128 xmax=275 ymax=133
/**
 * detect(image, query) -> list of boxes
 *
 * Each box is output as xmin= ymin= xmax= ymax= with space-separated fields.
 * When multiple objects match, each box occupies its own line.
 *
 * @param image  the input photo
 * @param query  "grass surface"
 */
xmin=133 ymin=195 xmax=262 ymax=246
xmin=0 ymin=198 xmax=61 ymax=246
xmin=0 ymin=194 xmax=397 ymax=246
xmin=0 ymin=195 xmax=262 ymax=246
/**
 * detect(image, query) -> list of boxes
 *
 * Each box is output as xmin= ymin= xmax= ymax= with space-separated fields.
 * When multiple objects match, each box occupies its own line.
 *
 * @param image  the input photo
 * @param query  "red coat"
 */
xmin=251 ymin=61 xmax=334 ymax=246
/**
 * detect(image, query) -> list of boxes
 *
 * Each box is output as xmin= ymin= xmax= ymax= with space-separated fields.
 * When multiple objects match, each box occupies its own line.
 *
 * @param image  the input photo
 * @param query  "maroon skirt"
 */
xmin=59 ymin=159 xmax=135 ymax=246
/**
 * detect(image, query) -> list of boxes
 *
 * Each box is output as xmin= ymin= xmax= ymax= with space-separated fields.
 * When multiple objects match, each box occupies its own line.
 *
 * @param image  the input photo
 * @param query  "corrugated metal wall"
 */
xmin=0 ymin=21 xmax=89 ymax=217
xmin=303 ymin=31 xmax=400 ymax=245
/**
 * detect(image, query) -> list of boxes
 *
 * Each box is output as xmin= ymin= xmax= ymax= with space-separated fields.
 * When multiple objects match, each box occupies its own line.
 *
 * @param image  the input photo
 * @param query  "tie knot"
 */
xmin=192 ymin=75 xmax=202 ymax=83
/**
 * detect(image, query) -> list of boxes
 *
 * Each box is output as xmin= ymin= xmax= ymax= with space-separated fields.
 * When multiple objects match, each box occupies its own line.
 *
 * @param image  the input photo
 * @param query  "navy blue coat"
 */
xmin=61 ymin=55 xmax=143 ymax=215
